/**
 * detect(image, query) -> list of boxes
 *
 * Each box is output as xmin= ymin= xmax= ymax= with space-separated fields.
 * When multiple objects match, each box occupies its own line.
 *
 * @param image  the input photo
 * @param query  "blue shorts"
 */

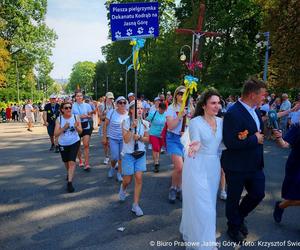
xmin=122 ymin=153 xmax=146 ymax=176
xmin=109 ymin=138 xmax=123 ymax=161
xmin=166 ymin=132 xmax=184 ymax=157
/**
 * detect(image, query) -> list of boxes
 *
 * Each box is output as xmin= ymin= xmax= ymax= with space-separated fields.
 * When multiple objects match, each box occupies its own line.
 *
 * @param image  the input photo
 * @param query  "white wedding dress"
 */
xmin=180 ymin=116 xmax=223 ymax=250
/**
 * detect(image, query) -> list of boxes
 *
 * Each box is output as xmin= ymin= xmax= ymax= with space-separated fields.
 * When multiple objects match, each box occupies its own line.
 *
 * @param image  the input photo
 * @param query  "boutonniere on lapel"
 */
xmin=238 ymin=130 xmax=249 ymax=140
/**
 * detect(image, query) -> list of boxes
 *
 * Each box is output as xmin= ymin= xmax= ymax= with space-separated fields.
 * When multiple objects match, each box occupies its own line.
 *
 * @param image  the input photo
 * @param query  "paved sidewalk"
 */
xmin=0 ymin=123 xmax=299 ymax=249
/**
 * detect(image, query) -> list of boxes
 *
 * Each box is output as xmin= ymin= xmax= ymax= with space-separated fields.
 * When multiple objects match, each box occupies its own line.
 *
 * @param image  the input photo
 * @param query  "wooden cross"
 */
xmin=176 ymin=3 xmax=222 ymax=71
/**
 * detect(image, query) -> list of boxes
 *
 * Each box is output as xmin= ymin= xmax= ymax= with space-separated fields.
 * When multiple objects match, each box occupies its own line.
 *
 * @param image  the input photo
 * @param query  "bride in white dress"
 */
xmin=180 ymin=89 xmax=223 ymax=250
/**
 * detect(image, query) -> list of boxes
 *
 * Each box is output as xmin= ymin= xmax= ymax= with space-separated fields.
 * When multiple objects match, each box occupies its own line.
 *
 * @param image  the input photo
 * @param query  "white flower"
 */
xmin=148 ymin=27 xmax=155 ymax=34
xmin=137 ymin=27 xmax=144 ymax=35
xmin=126 ymin=29 xmax=132 ymax=36
xmin=115 ymin=31 xmax=122 ymax=39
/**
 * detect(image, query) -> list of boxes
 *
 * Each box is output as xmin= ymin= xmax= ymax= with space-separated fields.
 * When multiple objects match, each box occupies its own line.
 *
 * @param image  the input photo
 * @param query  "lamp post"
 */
xmin=256 ymin=32 xmax=270 ymax=81
xmin=15 ymin=61 xmax=20 ymax=104
xmin=179 ymin=45 xmax=192 ymax=64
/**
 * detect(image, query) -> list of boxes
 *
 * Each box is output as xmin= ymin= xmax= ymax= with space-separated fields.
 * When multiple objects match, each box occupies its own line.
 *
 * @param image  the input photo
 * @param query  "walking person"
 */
xmin=165 ymin=86 xmax=188 ymax=203
xmin=43 ymin=95 xmax=60 ymax=152
xmin=99 ymin=92 xmax=115 ymax=164
xmin=5 ymin=105 xmax=12 ymax=122
xmin=272 ymin=119 xmax=300 ymax=223
xmin=222 ymin=78 xmax=267 ymax=243
xmin=119 ymin=100 xmax=149 ymax=216
xmin=72 ymin=91 xmax=93 ymax=171
xmin=146 ymin=102 xmax=167 ymax=172
xmin=25 ymin=100 xmax=34 ymax=132
xmin=54 ymin=102 xmax=82 ymax=193
xmin=103 ymin=96 xmax=128 ymax=182
xmin=180 ymin=89 xmax=223 ymax=250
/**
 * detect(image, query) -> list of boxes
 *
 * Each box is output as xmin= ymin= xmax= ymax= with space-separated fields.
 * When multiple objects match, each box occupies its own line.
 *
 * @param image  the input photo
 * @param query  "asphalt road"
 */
xmin=0 ymin=123 xmax=299 ymax=250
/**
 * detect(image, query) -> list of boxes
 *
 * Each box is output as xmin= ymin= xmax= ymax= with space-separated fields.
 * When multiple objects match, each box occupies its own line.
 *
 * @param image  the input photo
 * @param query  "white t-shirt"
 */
xmin=166 ymin=104 xmax=184 ymax=135
xmin=57 ymin=115 xmax=80 ymax=146
xmin=122 ymin=117 xmax=149 ymax=154
xmin=72 ymin=102 xmax=92 ymax=130
xmin=25 ymin=104 xmax=33 ymax=116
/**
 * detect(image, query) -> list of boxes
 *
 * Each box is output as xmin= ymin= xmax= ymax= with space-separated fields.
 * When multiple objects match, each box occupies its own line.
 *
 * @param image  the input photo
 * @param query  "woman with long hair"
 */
xmin=180 ymin=88 xmax=223 ymax=250
xmin=103 ymin=96 xmax=128 ymax=182
xmin=54 ymin=102 xmax=82 ymax=192
xmin=119 ymin=101 xmax=149 ymax=216
xmin=165 ymin=85 xmax=187 ymax=203
xmin=72 ymin=91 xmax=93 ymax=171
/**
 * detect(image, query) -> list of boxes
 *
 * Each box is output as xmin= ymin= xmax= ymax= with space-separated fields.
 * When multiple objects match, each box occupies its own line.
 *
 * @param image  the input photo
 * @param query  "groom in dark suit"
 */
xmin=222 ymin=77 xmax=267 ymax=243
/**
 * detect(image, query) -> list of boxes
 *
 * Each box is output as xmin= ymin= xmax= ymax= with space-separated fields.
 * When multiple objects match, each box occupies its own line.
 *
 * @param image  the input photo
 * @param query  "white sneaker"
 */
xmin=219 ymin=190 xmax=227 ymax=200
xmin=108 ymin=167 xmax=114 ymax=178
xmin=131 ymin=203 xmax=144 ymax=217
xmin=104 ymin=157 xmax=109 ymax=165
xmin=116 ymin=172 xmax=123 ymax=182
xmin=119 ymin=184 xmax=126 ymax=201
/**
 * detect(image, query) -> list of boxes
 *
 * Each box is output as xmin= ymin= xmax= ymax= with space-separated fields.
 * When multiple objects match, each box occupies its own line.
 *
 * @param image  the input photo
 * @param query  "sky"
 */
xmin=46 ymin=0 xmax=110 ymax=80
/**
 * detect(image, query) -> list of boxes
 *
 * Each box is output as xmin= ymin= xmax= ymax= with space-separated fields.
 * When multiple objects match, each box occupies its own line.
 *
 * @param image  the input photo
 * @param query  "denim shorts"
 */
xmin=109 ymin=138 xmax=123 ymax=161
xmin=166 ymin=132 xmax=184 ymax=157
xmin=122 ymin=153 xmax=146 ymax=176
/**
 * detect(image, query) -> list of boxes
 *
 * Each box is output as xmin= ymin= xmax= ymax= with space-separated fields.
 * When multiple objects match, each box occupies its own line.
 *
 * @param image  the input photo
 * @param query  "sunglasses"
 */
xmin=117 ymin=101 xmax=126 ymax=105
xmin=177 ymin=92 xmax=185 ymax=96
xmin=64 ymin=106 xmax=72 ymax=110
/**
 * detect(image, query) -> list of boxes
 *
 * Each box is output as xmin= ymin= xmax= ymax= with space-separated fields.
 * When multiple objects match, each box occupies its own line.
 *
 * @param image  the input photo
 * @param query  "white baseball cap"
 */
xmin=154 ymin=97 xmax=160 ymax=102
xmin=49 ymin=94 xmax=57 ymax=99
xmin=128 ymin=92 xmax=135 ymax=98
xmin=115 ymin=96 xmax=127 ymax=103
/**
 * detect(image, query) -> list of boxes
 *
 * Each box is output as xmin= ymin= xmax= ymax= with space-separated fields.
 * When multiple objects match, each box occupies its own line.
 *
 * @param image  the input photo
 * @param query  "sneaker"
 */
xmin=119 ymin=184 xmax=126 ymax=201
xmin=219 ymin=190 xmax=227 ymax=200
xmin=108 ymin=167 xmax=114 ymax=178
xmin=27 ymin=128 xmax=33 ymax=132
xmin=176 ymin=189 xmax=182 ymax=201
xmin=273 ymin=201 xmax=284 ymax=223
xmin=116 ymin=172 xmax=123 ymax=182
xmin=131 ymin=203 xmax=144 ymax=217
xmin=168 ymin=187 xmax=177 ymax=204
xmin=55 ymin=146 xmax=60 ymax=153
xmin=154 ymin=163 xmax=160 ymax=173
xmin=160 ymin=148 xmax=165 ymax=154
xmin=84 ymin=165 xmax=91 ymax=172
xmin=67 ymin=182 xmax=75 ymax=193
xmin=103 ymin=157 xmax=109 ymax=165
xmin=49 ymin=144 xmax=55 ymax=151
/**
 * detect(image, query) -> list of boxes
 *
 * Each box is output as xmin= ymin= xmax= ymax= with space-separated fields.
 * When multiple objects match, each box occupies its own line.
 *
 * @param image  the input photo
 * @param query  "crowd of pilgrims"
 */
xmin=7 ymin=79 xmax=299 ymax=248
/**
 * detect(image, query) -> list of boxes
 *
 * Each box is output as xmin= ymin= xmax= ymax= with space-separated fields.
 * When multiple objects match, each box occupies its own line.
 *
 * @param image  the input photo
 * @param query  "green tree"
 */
xmin=176 ymin=0 xmax=263 ymax=95
xmin=68 ymin=61 xmax=96 ymax=95
xmin=258 ymin=0 xmax=300 ymax=90
xmin=0 ymin=0 xmax=57 ymax=100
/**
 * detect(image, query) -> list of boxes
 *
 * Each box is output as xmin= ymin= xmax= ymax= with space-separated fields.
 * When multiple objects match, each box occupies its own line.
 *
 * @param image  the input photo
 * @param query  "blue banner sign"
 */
xmin=110 ymin=2 xmax=159 ymax=41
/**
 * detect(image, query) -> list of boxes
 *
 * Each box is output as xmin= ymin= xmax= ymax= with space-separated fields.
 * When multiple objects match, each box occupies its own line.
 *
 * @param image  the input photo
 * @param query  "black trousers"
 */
xmin=225 ymin=169 xmax=265 ymax=230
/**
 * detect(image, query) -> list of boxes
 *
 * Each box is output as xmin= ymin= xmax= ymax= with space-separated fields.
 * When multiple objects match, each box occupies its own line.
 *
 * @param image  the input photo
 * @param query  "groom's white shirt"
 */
xmin=239 ymin=99 xmax=261 ymax=132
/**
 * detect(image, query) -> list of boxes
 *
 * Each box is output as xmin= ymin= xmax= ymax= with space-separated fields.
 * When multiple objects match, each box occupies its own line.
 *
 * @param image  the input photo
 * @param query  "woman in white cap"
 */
xmin=119 ymin=100 xmax=149 ymax=216
xmin=103 ymin=96 xmax=128 ymax=182
xmin=99 ymin=92 xmax=115 ymax=164
xmin=72 ymin=90 xmax=93 ymax=171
